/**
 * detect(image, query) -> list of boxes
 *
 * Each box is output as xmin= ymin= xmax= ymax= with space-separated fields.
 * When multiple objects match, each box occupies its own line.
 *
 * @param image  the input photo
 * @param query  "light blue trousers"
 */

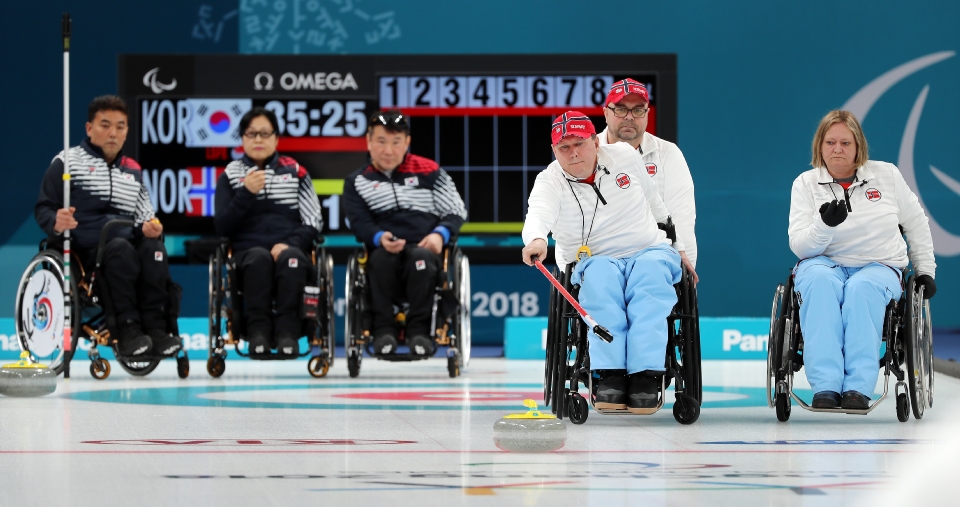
xmin=793 ymin=256 xmax=902 ymax=396
xmin=572 ymin=244 xmax=681 ymax=374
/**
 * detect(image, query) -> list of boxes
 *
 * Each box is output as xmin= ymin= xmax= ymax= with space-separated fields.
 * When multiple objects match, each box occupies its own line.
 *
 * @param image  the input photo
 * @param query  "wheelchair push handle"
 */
xmin=530 ymin=256 xmax=614 ymax=343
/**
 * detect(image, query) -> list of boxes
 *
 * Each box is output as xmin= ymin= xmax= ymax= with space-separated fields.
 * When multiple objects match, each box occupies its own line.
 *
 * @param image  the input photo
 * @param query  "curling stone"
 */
xmin=0 ymin=351 xmax=57 ymax=397
xmin=493 ymin=399 xmax=566 ymax=453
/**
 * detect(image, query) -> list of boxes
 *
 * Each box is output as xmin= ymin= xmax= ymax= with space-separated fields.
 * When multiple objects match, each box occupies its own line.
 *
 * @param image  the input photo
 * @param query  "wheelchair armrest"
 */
xmin=657 ymin=217 xmax=677 ymax=243
xmin=95 ymin=219 xmax=135 ymax=267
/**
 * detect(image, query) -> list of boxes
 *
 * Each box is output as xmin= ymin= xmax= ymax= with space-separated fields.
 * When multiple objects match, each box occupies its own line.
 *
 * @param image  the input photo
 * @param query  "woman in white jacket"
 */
xmin=788 ymin=110 xmax=936 ymax=410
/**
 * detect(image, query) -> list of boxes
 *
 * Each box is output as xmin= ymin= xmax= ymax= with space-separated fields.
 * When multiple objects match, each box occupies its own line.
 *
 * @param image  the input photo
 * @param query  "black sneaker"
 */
xmin=275 ymin=332 xmax=300 ymax=356
xmin=627 ymin=373 xmax=661 ymax=414
xmin=372 ymin=333 xmax=398 ymax=355
xmin=147 ymin=329 xmax=181 ymax=357
xmin=594 ymin=373 xmax=627 ymax=409
xmin=118 ymin=319 xmax=152 ymax=356
xmin=812 ymin=391 xmax=841 ymax=409
xmin=408 ymin=335 xmax=435 ymax=356
xmin=247 ymin=329 xmax=270 ymax=355
xmin=841 ymin=391 xmax=870 ymax=410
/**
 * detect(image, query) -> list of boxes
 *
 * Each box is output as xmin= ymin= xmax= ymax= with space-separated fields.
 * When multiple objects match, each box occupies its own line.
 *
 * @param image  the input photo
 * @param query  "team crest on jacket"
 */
xmin=645 ymin=163 xmax=657 ymax=176
xmin=404 ymin=176 xmax=419 ymax=187
xmin=615 ymin=173 xmax=631 ymax=189
xmin=865 ymin=188 xmax=881 ymax=201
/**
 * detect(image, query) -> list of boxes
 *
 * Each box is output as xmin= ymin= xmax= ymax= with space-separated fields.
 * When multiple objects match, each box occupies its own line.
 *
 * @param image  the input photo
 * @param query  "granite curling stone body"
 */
xmin=0 ymin=351 xmax=57 ymax=397
xmin=493 ymin=399 xmax=566 ymax=452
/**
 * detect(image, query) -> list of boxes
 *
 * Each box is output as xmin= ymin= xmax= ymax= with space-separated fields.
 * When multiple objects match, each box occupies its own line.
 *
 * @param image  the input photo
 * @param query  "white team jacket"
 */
xmin=523 ymin=143 xmax=672 ymax=267
xmin=788 ymin=160 xmax=936 ymax=277
xmin=599 ymin=128 xmax=697 ymax=266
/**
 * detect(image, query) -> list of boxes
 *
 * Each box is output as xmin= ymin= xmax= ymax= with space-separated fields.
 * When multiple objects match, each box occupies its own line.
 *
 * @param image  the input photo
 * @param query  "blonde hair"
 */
xmin=810 ymin=110 xmax=869 ymax=169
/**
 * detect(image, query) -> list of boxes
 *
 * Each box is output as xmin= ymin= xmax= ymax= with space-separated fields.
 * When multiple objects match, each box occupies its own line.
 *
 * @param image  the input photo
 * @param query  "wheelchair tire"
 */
xmin=177 ymin=356 xmax=190 ymax=379
xmin=672 ymin=394 xmax=700 ymax=425
xmin=15 ymin=249 xmax=80 ymax=376
xmin=89 ymin=358 xmax=110 ymax=380
xmin=208 ymin=248 xmax=226 ymax=359
xmin=206 ymin=356 xmax=225 ymax=378
xmin=904 ymin=276 xmax=934 ymax=420
xmin=347 ymin=349 xmax=361 ymax=378
xmin=683 ymin=273 xmax=703 ymax=403
xmin=775 ymin=392 xmax=791 ymax=422
xmin=320 ymin=252 xmax=336 ymax=367
xmin=568 ymin=392 xmax=589 ymax=425
xmin=767 ymin=283 xmax=786 ymax=408
xmin=308 ymin=356 xmax=330 ymax=378
xmin=454 ymin=251 xmax=472 ymax=368
xmin=447 ymin=354 xmax=460 ymax=378
xmin=344 ymin=255 xmax=361 ymax=350
xmin=897 ymin=393 xmax=910 ymax=422
xmin=116 ymin=358 xmax=161 ymax=377
xmin=543 ymin=267 xmax=560 ymax=412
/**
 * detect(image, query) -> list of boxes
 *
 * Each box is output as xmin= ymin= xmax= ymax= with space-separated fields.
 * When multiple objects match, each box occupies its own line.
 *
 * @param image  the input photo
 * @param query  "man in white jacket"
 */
xmin=521 ymin=112 xmax=682 ymax=414
xmin=598 ymin=79 xmax=698 ymax=283
xmin=788 ymin=110 xmax=936 ymax=410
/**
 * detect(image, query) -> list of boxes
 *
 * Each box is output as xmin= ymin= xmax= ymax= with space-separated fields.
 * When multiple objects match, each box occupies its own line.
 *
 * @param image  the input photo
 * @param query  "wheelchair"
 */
xmin=767 ymin=268 xmax=933 ymax=422
xmin=207 ymin=237 xmax=335 ymax=378
xmin=15 ymin=219 xmax=189 ymax=379
xmin=542 ymin=224 xmax=702 ymax=425
xmin=343 ymin=241 xmax=471 ymax=378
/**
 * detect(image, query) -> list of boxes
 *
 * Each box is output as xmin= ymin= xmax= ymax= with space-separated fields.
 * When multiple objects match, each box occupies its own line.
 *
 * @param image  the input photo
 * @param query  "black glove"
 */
xmin=819 ymin=199 xmax=848 ymax=227
xmin=916 ymin=274 xmax=936 ymax=299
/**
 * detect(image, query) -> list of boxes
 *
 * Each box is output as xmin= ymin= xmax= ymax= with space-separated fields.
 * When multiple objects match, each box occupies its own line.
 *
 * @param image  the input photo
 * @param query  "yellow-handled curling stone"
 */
xmin=0 ymin=351 xmax=57 ymax=397
xmin=493 ymin=399 xmax=566 ymax=452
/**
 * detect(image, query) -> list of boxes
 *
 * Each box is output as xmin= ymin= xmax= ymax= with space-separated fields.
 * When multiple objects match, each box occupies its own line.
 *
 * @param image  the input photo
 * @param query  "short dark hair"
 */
xmin=239 ymin=107 xmax=280 ymax=135
xmin=87 ymin=95 xmax=127 ymax=122
xmin=367 ymin=109 xmax=410 ymax=135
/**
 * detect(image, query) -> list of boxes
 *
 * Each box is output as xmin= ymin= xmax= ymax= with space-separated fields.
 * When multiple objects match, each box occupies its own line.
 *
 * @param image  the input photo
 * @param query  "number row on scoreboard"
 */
xmin=379 ymin=76 xmax=617 ymax=109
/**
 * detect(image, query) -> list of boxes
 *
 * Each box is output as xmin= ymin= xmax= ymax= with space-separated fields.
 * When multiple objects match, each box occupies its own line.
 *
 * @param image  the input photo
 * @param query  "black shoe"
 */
xmin=247 ymin=329 xmax=270 ymax=355
xmin=408 ymin=335 xmax=435 ymax=356
xmin=627 ymin=372 xmax=661 ymax=414
xmin=118 ymin=320 xmax=152 ymax=356
xmin=147 ymin=329 xmax=181 ymax=357
xmin=594 ymin=373 xmax=627 ymax=409
xmin=372 ymin=333 xmax=398 ymax=355
xmin=812 ymin=391 xmax=841 ymax=409
xmin=275 ymin=332 xmax=300 ymax=356
xmin=841 ymin=391 xmax=870 ymax=410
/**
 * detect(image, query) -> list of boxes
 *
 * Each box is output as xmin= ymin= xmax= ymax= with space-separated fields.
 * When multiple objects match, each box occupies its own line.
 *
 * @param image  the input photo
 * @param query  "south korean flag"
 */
xmin=184 ymin=99 xmax=253 ymax=148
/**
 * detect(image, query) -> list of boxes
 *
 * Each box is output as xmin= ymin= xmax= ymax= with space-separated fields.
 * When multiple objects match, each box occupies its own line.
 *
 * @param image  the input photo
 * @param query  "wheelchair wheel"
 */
xmin=775 ymin=392 xmax=791 ymax=422
xmin=177 ymin=355 xmax=190 ymax=379
xmin=116 ymin=358 xmax=161 ymax=376
xmin=320 ymin=252 xmax=336 ymax=366
xmin=543 ymin=267 xmax=560 ymax=412
xmin=447 ymin=354 xmax=460 ymax=378
xmin=672 ymin=394 xmax=700 ymax=425
xmin=680 ymin=271 xmax=702 ymax=403
xmin=347 ymin=349 xmax=361 ymax=378
xmin=89 ymin=357 xmax=111 ymax=380
xmin=308 ymin=356 xmax=330 ymax=378
xmin=15 ymin=249 xmax=79 ymax=375
xmin=904 ymin=276 xmax=934 ymax=419
xmin=568 ymin=392 xmax=589 ymax=425
xmin=897 ymin=393 xmax=910 ymax=422
xmin=767 ymin=283 xmax=786 ymax=408
xmin=454 ymin=251 xmax=472 ymax=368
xmin=208 ymin=248 xmax=226 ymax=362
xmin=206 ymin=355 xmax=225 ymax=378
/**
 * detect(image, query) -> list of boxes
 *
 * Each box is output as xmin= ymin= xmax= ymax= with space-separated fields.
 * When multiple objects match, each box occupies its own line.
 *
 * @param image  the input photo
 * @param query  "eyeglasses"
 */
xmin=243 ymin=130 xmax=276 ymax=139
xmin=374 ymin=112 xmax=408 ymax=127
xmin=606 ymin=106 xmax=649 ymax=119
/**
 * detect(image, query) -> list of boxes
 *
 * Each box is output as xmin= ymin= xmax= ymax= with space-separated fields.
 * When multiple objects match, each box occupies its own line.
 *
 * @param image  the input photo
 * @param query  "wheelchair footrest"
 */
xmin=372 ymin=353 xmax=434 ymax=362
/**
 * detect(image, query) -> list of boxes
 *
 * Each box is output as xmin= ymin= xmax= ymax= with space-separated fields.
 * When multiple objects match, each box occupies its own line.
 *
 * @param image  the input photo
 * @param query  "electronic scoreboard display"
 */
xmin=119 ymin=54 xmax=676 ymax=236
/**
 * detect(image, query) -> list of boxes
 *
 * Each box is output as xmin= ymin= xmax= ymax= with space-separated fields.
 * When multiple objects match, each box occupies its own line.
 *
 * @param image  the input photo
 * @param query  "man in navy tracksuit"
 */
xmin=343 ymin=110 xmax=467 ymax=356
xmin=34 ymin=95 xmax=179 ymax=357
xmin=214 ymin=108 xmax=324 ymax=356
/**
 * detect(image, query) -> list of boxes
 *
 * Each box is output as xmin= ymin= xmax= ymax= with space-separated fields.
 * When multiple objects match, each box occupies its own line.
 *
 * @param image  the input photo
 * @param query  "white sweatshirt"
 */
xmin=788 ymin=160 xmax=936 ymax=277
xmin=599 ymin=129 xmax=697 ymax=266
xmin=523 ymin=142 xmax=672 ymax=267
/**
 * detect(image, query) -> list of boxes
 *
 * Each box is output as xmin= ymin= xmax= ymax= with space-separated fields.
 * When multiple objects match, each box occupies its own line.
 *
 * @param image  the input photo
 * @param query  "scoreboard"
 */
xmin=119 ymin=54 xmax=676 ymax=236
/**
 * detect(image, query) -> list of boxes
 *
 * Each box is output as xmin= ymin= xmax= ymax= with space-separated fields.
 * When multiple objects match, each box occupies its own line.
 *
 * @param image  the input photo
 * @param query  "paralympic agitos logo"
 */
xmin=843 ymin=51 xmax=960 ymax=256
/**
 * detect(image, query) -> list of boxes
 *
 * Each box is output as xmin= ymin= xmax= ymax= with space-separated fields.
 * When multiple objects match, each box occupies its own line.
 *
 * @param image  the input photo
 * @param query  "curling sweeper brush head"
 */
xmin=0 ymin=351 xmax=57 ymax=397
xmin=493 ymin=399 xmax=567 ymax=452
